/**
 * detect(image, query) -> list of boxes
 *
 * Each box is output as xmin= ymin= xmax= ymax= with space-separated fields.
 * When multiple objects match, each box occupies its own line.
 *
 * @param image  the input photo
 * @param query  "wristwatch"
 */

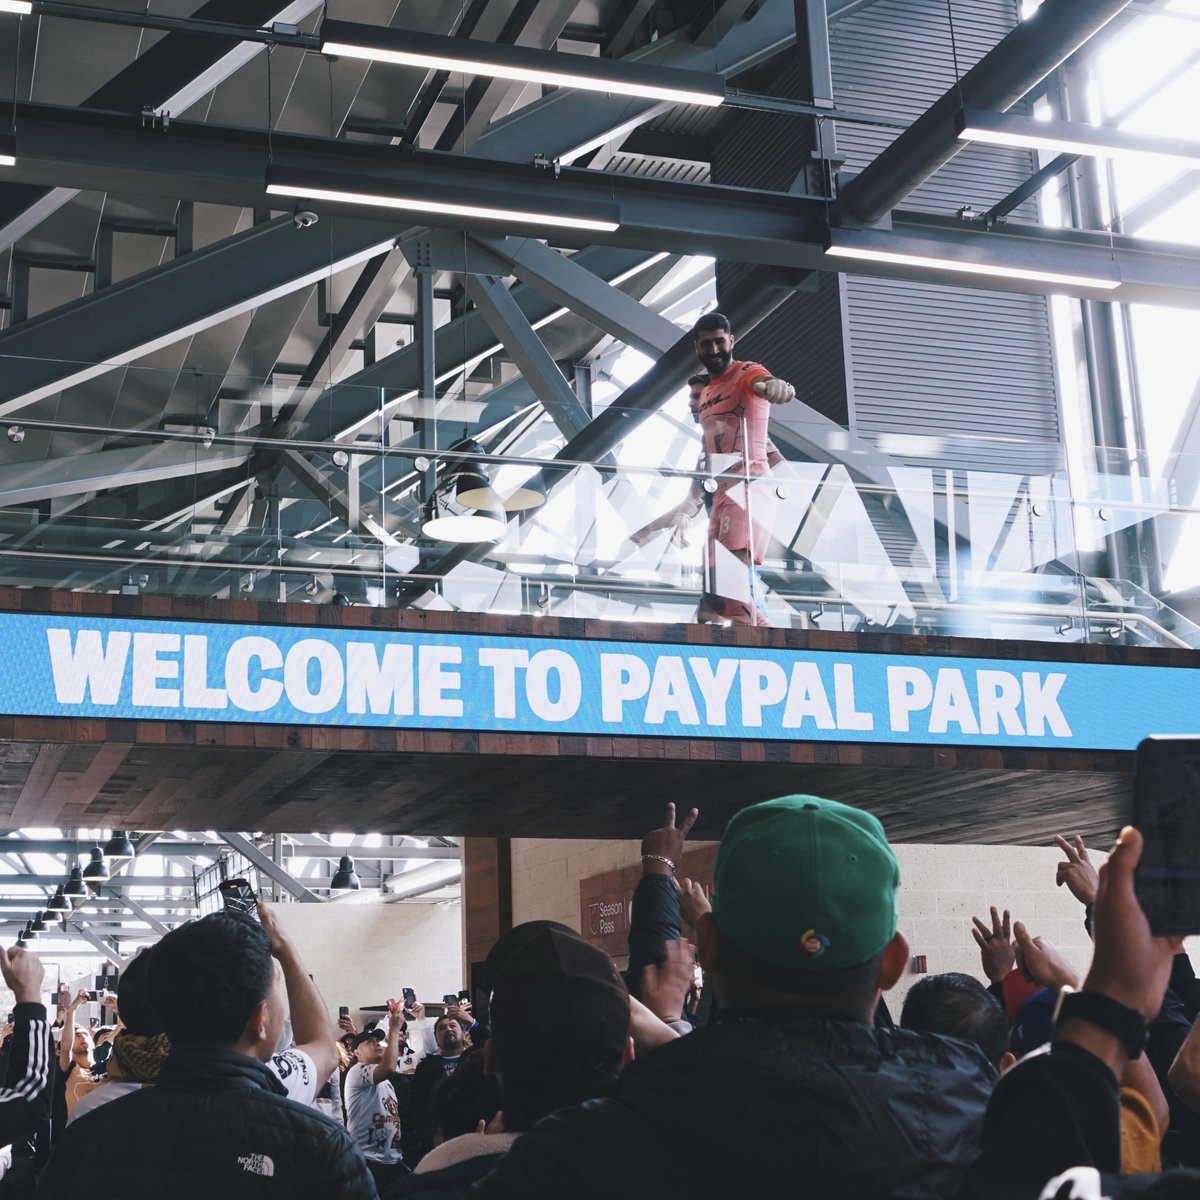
xmin=1052 ymin=985 xmax=1149 ymax=1057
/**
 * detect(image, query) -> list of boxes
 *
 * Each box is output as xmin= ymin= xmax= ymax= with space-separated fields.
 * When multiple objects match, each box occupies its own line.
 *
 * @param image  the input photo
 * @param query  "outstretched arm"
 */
xmin=627 ymin=802 xmax=696 ymax=1002
xmin=0 ymin=947 xmax=53 ymax=1145
xmin=372 ymin=1007 xmax=402 ymax=1085
xmin=258 ymin=901 xmax=338 ymax=1085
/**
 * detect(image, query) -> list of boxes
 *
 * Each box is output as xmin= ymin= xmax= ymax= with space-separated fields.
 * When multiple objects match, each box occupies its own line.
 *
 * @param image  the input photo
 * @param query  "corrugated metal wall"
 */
xmin=710 ymin=0 xmax=1062 ymax=473
xmin=830 ymin=0 xmax=1063 ymax=474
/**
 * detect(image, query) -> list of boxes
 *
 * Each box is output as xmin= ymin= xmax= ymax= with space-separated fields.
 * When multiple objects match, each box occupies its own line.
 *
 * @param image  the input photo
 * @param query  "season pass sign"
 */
xmin=1 ymin=612 xmax=1196 ymax=751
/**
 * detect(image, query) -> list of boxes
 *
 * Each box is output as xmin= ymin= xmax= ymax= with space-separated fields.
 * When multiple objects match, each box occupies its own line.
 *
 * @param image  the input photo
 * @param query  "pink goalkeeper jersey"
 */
xmin=689 ymin=360 xmax=772 ymax=477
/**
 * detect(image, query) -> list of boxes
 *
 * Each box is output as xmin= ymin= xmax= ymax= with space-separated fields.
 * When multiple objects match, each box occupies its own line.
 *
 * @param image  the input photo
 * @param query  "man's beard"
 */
xmin=701 ymin=351 xmax=731 ymax=375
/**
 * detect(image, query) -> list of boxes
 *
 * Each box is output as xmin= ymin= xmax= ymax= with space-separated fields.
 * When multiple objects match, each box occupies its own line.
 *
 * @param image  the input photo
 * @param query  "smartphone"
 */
xmin=402 ymin=987 xmax=416 ymax=1010
xmin=458 ymin=989 xmax=470 ymax=1002
xmin=219 ymin=878 xmax=258 ymax=919
xmin=442 ymin=993 xmax=458 ymax=1006
xmin=338 ymin=1006 xmax=349 ymax=1019
xmin=1133 ymin=735 xmax=1200 ymax=935
xmin=86 ymin=990 xmax=101 ymax=1002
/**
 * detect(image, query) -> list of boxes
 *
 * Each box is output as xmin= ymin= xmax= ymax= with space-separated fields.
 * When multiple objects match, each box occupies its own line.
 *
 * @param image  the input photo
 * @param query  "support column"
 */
xmin=461 ymin=838 xmax=512 ymax=996
xmin=792 ymin=0 xmax=841 ymax=196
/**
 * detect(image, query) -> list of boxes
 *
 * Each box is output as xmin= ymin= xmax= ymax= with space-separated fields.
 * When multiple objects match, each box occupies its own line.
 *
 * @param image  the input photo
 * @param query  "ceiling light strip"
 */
xmin=825 ymin=230 xmax=1120 ymax=291
xmin=319 ymin=20 xmax=725 ymax=108
xmin=265 ymin=174 xmax=619 ymax=233
xmin=957 ymin=107 xmax=1200 ymax=170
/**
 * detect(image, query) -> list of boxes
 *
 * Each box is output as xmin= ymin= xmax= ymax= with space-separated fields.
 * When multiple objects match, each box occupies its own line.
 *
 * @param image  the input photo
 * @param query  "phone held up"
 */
xmin=338 ymin=1006 xmax=350 ymax=1019
xmin=1133 ymin=735 xmax=1200 ymax=937
xmin=219 ymin=878 xmax=258 ymax=920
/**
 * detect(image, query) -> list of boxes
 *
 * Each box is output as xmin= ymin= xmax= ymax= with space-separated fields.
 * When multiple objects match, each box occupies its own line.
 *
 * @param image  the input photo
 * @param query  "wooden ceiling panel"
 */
xmin=0 ymin=740 xmax=1130 ymax=846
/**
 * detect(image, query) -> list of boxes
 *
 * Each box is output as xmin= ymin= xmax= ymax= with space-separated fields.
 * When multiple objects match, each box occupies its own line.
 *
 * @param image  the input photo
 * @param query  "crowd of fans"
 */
xmin=0 ymin=796 xmax=1195 ymax=1196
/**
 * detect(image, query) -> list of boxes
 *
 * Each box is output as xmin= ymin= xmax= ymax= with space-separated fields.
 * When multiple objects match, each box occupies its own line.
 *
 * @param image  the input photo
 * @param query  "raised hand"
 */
xmin=0 ymin=946 xmax=44 ymax=1005
xmin=971 ymin=906 xmax=1015 ymax=984
xmin=1013 ymin=921 xmax=1081 ymax=991
xmin=1054 ymin=834 xmax=1100 ymax=908
xmin=675 ymin=877 xmax=711 ymax=929
xmin=641 ymin=802 xmax=698 ymax=875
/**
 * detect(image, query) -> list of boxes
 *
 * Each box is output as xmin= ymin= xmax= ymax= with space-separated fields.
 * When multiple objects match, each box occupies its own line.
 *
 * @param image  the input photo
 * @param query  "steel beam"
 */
xmin=836 ymin=0 xmax=1136 ymax=226
xmin=3 ymin=103 xmax=1197 ymax=308
xmin=467 ymin=234 xmax=681 ymax=359
xmin=0 ymin=0 xmax=323 ymax=252
xmin=476 ymin=0 xmax=800 ymax=162
xmin=64 ymin=923 xmax=127 ymax=968
xmin=982 ymin=44 xmax=1200 ymax=227
xmin=0 ymin=876 xmax=194 ymax=888
xmin=279 ymin=246 xmax=411 ymax=430
xmin=218 ymin=831 xmax=323 ymax=903
xmin=282 ymin=843 xmax=460 ymax=861
xmin=0 ymin=441 xmax=253 ymax=504
xmin=0 ymin=839 xmax=221 ymax=855
xmin=102 ymin=890 xmax=173 ymax=937
xmin=281 ymin=449 xmax=408 ymax=546
xmin=0 ymin=214 xmax=398 ymax=416
xmin=466 ymin=275 xmax=591 ymax=440
xmin=308 ymin=245 xmax=657 ymax=439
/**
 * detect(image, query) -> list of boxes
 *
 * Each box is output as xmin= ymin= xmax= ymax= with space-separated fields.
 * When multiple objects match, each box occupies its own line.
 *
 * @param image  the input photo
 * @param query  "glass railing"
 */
xmin=0 ymin=357 xmax=1196 ymax=649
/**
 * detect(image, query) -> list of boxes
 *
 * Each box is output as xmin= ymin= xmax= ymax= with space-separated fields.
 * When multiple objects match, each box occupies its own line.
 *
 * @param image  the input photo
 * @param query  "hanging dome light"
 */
xmin=103 ymin=831 xmax=136 ymax=859
xmin=47 ymin=886 xmax=70 ymax=913
xmin=64 ymin=866 xmax=88 ymax=903
xmin=330 ymin=855 xmax=360 ymax=893
xmin=29 ymin=913 xmax=46 ymax=933
xmin=20 ymin=920 xmax=36 ymax=941
xmin=502 ymin=476 xmax=547 ymax=511
xmin=446 ymin=437 xmax=503 ymax=510
xmin=83 ymin=847 xmax=109 ymax=889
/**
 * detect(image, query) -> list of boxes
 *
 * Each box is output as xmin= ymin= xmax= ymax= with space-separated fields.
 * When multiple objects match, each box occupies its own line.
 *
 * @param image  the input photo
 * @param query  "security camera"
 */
xmin=240 ymin=573 xmax=256 ymax=593
xmin=293 ymin=209 xmax=319 ymax=229
xmin=199 ymin=427 xmax=216 ymax=449
xmin=6 ymin=425 xmax=23 ymax=444
xmin=304 ymin=578 xmax=319 ymax=596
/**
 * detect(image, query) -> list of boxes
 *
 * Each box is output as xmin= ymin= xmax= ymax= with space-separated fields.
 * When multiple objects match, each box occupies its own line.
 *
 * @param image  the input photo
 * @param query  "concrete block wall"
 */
xmin=511 ymin=837 xmax=1110 ymax=1009
xmin=269 ymin=899 xmax=463 ymax=1020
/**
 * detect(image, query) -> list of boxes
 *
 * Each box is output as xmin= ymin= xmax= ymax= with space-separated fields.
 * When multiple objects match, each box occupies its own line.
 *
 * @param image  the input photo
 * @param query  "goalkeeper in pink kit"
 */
xmin=632 ymin=311 xmax=795 ymax=626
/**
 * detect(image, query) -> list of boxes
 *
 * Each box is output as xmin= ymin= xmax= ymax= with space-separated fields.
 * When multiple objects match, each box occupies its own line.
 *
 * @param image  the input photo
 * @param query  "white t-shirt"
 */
xmin=344 ymin=1062 xmax=403 ymax=1164
xmin=268 ymin=1047 xmax=317 ymax=1106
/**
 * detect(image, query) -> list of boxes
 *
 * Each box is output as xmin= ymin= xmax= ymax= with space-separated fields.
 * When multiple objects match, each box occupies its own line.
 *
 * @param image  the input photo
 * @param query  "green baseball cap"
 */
xmin=711 ymin=794 xmax=900 ymax=972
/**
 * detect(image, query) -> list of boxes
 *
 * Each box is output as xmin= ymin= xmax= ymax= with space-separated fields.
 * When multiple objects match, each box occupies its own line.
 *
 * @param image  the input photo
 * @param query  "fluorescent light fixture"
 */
xmin=0 ymin=132 xmax=15 ymax=168
xmin=320 ymin=19 xmax=725 ymax=108
xmin=265 ymin=167 xmax=619 ymax=234
xmin=956 ymin=107 xmax=1200 ymax=170
xmin=0 ymin=3 xmax=32 ymax=14
xmin=825 ymin=226 xmax=1121 ymax=291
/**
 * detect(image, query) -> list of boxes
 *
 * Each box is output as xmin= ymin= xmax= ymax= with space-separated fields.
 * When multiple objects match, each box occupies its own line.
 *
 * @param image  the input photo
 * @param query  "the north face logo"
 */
xmin=237 ymin=1154 xmax=274 ymax=1177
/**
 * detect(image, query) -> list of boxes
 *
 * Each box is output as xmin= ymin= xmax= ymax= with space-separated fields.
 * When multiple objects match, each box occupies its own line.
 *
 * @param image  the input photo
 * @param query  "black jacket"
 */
xmin=39 ymin=1043 xmax=378 ymax=1199
xmin=960 ymin=1041 xmax=1200 ymax=1199
xmin=472 ymin=1015 xmax=993 ymax=1199
xmin=0 ymin=1001 xmax=53 ymax=1167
